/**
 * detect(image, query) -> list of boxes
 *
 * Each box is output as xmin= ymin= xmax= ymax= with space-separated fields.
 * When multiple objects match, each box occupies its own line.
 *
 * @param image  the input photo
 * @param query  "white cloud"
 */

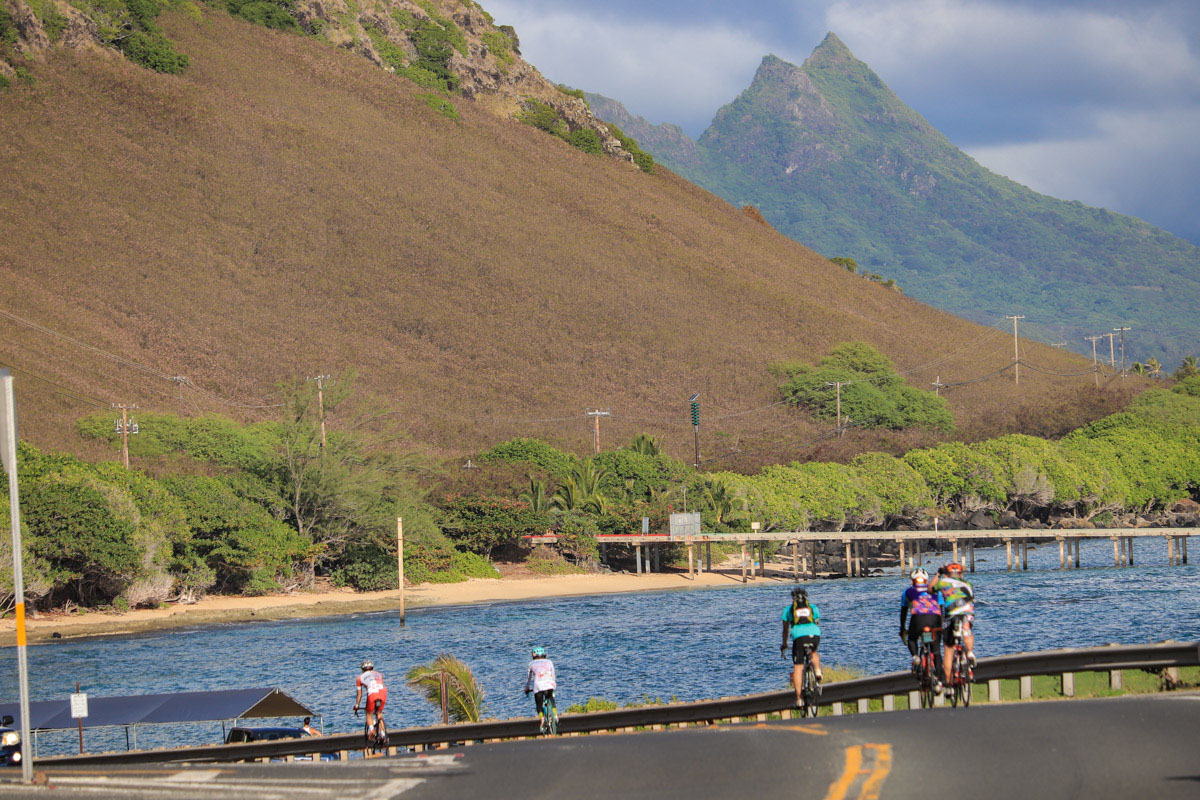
xmin=824 ymin=0 xmax=1200 ymax=109
xmin=485 ymin=1 xmax=771 ymax=131
xmin=967 ymin=106 xmax=1200 ymax=239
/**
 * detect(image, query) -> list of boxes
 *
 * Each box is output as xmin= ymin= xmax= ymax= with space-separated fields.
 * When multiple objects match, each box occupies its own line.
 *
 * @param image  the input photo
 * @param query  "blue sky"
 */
xmin=486 ymin=0 xmax=1200 ymax=245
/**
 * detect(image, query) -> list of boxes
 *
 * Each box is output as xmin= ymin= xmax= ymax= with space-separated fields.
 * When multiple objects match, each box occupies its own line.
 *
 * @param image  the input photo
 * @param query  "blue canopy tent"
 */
xmin=0 ymin=688 xmax=317 ymax=755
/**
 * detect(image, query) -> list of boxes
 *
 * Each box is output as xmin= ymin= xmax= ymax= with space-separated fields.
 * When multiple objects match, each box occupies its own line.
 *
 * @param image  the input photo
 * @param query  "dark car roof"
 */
xmin=226 ymin=726 xmax=307 ymax=742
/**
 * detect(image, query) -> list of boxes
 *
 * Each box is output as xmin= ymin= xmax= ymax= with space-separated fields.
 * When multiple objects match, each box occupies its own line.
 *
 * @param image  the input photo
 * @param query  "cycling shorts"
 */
xmin=943 ymin=614 xmax=974 ymax=646
xmin=534 ymin=689 xmax=556 ymax=717
xmin=366 ymin=688 xmax=387 ymax=714
xmin=792 ymin=635 xmax=820 ymax=665
xmin=907 ymin=614 xmax=942 ymax=645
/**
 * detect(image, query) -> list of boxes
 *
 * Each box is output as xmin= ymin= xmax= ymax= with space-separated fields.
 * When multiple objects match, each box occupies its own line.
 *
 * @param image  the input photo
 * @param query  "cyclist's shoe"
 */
xmin=815 ymin=669 xmax=823 ymax=683
xmin=934 ymin=680 xmax=944 ymax=695
xmin=967 ymin=651 xmax=977 ymax=667
xmin=910 ymin=656 xmax=920 ymax=671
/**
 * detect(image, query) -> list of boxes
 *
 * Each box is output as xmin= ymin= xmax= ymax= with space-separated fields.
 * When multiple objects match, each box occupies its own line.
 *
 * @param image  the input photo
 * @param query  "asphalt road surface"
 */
xmin=3 ymin=693 xmax=1197 ymax=799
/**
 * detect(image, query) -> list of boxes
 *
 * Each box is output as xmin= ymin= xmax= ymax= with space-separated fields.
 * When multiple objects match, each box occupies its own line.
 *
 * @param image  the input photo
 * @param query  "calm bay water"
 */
xmin=3 ymin=538 xmax=1197 ymax=756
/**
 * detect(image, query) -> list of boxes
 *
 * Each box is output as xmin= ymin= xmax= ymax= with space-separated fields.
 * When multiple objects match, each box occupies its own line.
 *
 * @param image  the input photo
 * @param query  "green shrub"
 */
xmin=0 ymin=75 xmax=9 ymax=90
xmin=779 ymin=341 xmax=953 ymax=431
xmin=1173 ymin=375 xmax=1200 ymax=397
xmin=391 ymin=3 xmax=462 ymax=93
xmin=13 ymin=65 xmax=33 ymax=85
xmin=120 ymin=31 xmax=189 ymax=73
xmin=605 ymin=122 xmax=655 ymax=173
xmin=29 ymin=0 xmax=68 ymax=42
xmin=632 ymin=150 xmax=655 ymax=173
xmin=0 ymin=8 xmax=18 ymax=45
xmin=480 ymin=30 xmax=513 ymax=68
xmin=517 ymin=99 xmax=566 ymax=138
xmin=568 ymin=127 xmax=602 ymax=155
xmin=557 ymin=84 xmax=585 ymax=102
xmin=437 ymin=495 xmax=550 ymax=557
xmin=478 ymin=438 xmax=577 ymax=478
xmin=566 ymin=697 xmax=619 ymax=713
xmin=224 ymin=0 xmax=298 ymax=30
xmin=419 ymin=92 xmax=459 ymax=120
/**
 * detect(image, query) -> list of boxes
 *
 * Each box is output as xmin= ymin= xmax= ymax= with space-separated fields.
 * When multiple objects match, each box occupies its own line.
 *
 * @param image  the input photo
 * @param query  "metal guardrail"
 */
xmin=39 ymin=641 xmax=1199 ymax=766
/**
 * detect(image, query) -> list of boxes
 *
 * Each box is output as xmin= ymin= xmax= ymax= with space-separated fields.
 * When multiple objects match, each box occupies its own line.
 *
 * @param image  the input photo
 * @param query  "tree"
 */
xmin=1131 ymin=362 xmax=1146 ymax=375
xmin=1174 ymin=355 xmax=1199 ymax=380
xmin=518 ymin=474 xmax=551 ymax=513
xmin=628 ymin=433 xmax=661 ymax=456
xmin=438 ymin=496 xmax=549 ymax=558
xmin=1145 ymin=357 xmax=1162 ymax=379
xmin=698 ymin=477 xmax=746 ymax=526
xmin=551 ymin=460 xmax=609 ymax=513
xmin=829 ymin=256 xmax=858 ymax=273
xmin=406 ymin=653 xmax=485 ymax=723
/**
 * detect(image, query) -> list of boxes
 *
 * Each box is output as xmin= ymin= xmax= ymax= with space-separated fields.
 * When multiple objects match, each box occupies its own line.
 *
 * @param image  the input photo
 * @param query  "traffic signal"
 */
xmin=690 ymin=401 xmax=700 ymax=427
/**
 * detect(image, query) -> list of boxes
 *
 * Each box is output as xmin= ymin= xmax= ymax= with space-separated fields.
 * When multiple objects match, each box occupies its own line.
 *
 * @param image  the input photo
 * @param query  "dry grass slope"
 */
xmin=0 ymin=10 xmax=1139 ymax=471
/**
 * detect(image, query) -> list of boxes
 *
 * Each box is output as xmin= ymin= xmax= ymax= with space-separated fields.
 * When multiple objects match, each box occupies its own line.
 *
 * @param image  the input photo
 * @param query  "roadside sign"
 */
xmin=669 ymin=512 xmax=701 ymax=539
xmin=70 ymin=693 xmax=88 ymax=719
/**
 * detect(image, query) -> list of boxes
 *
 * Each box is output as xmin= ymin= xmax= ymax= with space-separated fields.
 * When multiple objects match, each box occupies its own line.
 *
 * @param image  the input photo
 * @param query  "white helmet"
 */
xmin=910 ymin=567 xmax=929 ymax=584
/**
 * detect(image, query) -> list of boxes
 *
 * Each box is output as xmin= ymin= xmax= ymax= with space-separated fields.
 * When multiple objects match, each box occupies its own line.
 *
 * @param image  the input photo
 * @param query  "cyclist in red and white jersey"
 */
xmin=353 ymin=659 xmax=387 ymax=739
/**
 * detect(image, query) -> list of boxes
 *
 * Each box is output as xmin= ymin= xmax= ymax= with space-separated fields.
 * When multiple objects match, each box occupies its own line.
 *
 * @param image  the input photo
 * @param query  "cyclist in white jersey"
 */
xmin=353 ymin=660 xmax=388 ymax=739
xmin=525 ymin=646 xmax=557 ymax=732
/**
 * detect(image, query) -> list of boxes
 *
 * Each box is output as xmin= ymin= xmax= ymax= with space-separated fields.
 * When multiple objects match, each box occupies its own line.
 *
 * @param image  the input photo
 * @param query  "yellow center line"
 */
xmin=822 ymin=743 xmax=893 ymax=800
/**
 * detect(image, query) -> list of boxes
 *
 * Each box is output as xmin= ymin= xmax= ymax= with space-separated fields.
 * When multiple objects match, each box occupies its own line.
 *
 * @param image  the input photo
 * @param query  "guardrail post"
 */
xmin=988 ymin=679 xmax=1001 ymax=703
xmin=908 ymin=690 xmax=920 ymax=708
xmin=1062 ymin=672 xmax=1074 ymax=697
xmin=1109 ymin=670 xmax=1123 ymax=691
xmin=883 ymin=695 xmax=895 ymax=711
xmin=1019 ymin=675 xmax=1032 ymax=699
xmin=832 ymin=703 xmax=843 ymax=716
xmin=857 ymin=698 xmax=869 ymax=714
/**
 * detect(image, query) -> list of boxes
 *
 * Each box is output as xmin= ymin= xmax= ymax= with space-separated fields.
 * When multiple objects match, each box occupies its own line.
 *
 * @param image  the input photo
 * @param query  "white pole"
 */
xmin=1 ymin=370 xmax=33 ymax=783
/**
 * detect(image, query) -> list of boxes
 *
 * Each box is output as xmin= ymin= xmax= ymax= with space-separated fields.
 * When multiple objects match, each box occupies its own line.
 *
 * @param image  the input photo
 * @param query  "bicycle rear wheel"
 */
xmin=919 ymin=652 xmax=935 ymax=708
xmin=956 ymin=653 xmax=972 ymax=708
xmin=801 ymin=663 xmax=819 ymax=718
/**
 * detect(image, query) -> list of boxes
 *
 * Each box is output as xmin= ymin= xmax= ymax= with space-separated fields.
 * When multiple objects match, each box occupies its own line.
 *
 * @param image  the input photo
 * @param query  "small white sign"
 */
xmin=69 ymin=693 xmax=88 ymax=719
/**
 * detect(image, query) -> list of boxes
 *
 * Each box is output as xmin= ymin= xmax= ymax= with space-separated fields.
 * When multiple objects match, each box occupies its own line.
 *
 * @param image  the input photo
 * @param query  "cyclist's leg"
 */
xmin=943 ymin=620 xmax=957 ymax=686
xmin=789 ymin=639 xmax=804 ymax=704
xmin=807 ymin=636 xmax=822 ymax=681
xmin=964 ymin=615 xmax=976 ymax=664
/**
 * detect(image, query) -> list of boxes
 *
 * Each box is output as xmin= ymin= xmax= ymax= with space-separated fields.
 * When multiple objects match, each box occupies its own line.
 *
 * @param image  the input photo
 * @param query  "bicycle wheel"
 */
xmin=957 ymin=653 xmax=972 ymax=708
xmin=948 ymin=651 xmax=961 ymax=708
xmin=919 ymin=652 xmax=935 ymax=708
xmin=376 ymin=717 xmax=389 ymax=750
xmin=801 ymin=663 xmax=819 ymax=718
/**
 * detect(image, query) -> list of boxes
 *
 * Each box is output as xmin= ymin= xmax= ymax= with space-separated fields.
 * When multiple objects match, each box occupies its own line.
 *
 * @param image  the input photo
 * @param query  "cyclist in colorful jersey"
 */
xmin=781 ymin=586 xmax=822 ymax=704
xmin=525 ymin=646 xmax=557 ymax=733
xmin=353 ymin=660 xmax=387 ymax=740
xmin=899 ymin=567 xmax=944 ymax=694
xmin=930 ymin=561 xmax=976 ymax=685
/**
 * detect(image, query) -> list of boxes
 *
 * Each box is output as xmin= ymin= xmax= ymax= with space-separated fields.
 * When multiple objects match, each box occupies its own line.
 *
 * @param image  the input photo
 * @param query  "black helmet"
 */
xmin=791 ymin=586 xmax=807 ymax=599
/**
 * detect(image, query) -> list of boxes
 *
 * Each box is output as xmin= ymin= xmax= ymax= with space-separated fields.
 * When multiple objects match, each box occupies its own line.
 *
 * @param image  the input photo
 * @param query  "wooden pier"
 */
xmin=531 ymin=528 xmax=1192 ymax=581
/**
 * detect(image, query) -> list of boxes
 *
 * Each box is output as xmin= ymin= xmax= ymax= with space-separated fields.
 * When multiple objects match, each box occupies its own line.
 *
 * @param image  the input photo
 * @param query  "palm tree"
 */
xmin=628 ymin=433 xmax=661 ymax=456
xmin=1131 ymin=362 xmax=1146 ymax=375
xmin=699 ymin=478 xmax=747 ymax=525
xmin=406 ymin=653 xmax=485 ymax=723
xmin=1145 ymin=357 xmax=1162 ymax=379
xmin=551 ymin=472 xmax=608 ymax=514
xmin=1174 ymin=355 xmax=1199 ymax=380
xmin=571 ymin=459 xmax=609 ymax=496
xmin=519 ymin=473 xmax=551 ymax=513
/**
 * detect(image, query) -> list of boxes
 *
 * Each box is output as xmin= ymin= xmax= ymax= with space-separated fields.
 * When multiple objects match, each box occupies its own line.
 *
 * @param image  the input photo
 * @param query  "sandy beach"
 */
xmin=0 ymin=568 xmax=794 ymax=646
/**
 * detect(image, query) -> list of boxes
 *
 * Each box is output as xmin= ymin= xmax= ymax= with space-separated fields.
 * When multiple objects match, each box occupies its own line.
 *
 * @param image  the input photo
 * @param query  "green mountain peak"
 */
xmin=804 ymin=32 xmax=858 ymax=68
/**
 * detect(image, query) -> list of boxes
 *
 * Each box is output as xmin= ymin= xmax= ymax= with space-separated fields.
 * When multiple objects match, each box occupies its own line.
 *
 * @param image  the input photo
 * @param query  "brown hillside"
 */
xmin=0 ymin=10 xmax=1137 ymax=471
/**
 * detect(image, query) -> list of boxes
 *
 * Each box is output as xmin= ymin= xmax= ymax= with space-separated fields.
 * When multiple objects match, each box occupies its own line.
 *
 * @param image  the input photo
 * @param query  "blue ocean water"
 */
xmin=3 ymin=538 xmax=1196 ymax=756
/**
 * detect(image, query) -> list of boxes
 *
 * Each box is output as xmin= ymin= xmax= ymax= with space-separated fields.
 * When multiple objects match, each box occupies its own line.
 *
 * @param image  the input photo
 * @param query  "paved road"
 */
xmin=3 ymin=694 xmax=1198 ymax=799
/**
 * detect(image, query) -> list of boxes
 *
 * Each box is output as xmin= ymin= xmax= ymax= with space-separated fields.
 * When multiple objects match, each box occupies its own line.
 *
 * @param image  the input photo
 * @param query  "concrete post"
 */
xmin=793 ymin=543 xmax=799 ymax=581
xmin=706 ymin=542 xmax=712 ymax=572
xmin=832 ymin=703 xmax=843 ymax=716
xmin=845 ymin=541 xmax=852 ymax=577
xmin=1110 ymin=670 xmax=1123 ymax=691
xmin=1074 ymin=539 xmax=1081 ymax=569
xmin=636 ymin=545 xmax=642 ymax=574
xmin=907 ymin=691 xmax=920 ymax=709
xmin=933 ymin=692 xmax=945 ymax=707
xmin=1019 ymin=675 xmax=1032 ymax=700
xmin=1022 ymin=540 xmax=1029 ymax=570
xmin=688 ymin=544 xmax=694 ymax=580
xmin=898 ymin=539 xmax=906 ymax=573
xmin=1168 ymin=536 xmax=1175 ymax=566
xmin=741 ymin=544 xmax=747 ymax=583
xmin=1059 ymin=539 xmax=1065 ymax=570
xmin=969 ymin=541 xmax=975 ymax=573
xmin=883 ymin=695 xmax=895 ymax=711
xmin=1006 ymin=540 xmax=1013 ymax=571
xmin=857 ymin=698 xmax=869 ymax=714
xmin=811 ymin=541 xmax=818 ymax=579
xmin=1184 ymin=536 xmax=1189 ymax=564
xmin=1112 ymin=538 xmax=1119 ymax=567
xmin=952 ymin=539 xmax=959 ymax=563
xmin=988 ymin=680 xmax=1001 ymax=703
xmin=1062 ymin=672 xmax=1075 ymax=697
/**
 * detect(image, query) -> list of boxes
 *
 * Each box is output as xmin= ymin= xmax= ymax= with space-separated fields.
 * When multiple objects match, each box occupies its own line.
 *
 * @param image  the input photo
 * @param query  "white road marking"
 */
xmin=165 ymin=769 xmax=221 ymax=781
xmin=366 ymin=778 xmax=425 ymax=799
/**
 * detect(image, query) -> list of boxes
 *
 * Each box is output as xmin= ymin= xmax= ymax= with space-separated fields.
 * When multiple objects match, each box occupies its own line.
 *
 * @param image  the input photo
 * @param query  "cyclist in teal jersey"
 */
xmin=781 ymin=587 xmax=822 ymax=705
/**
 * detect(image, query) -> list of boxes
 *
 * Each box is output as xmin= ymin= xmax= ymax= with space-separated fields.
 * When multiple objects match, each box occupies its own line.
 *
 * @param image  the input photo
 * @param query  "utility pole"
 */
xmin=585 ymin=409 xmax=610 ymax=455
xmin=825 ymin=381 xmax=847 ymax=434
xmin=1005 ymin=315 xmax=1025 ymax=385
xmin=688 ymin=394 xmax=701 ymax=467
xmin=1104 ymin=332 xmax=1117 ymax=367
xmin=113 ymin=404 xmax=138 ymax=469
xmin=1 ymin=371 xmax=33 ymax=783
xmin=932 ymin=376 xmax=943 ymax=397
xmin=396 ymin=517 xmax=405 ymax=626
xmin=1084 ymin=335 xmax=1102 ymax=387
xmin=1114 ymin=327 xmax=1131 ymax=378
xmin=308 ymin=375 xmax=332 ymax=448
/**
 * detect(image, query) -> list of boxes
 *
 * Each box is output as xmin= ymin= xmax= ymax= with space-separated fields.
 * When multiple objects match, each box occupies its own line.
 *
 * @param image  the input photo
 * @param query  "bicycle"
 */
xmin=795 ymin=642 xmax=821 ymax=718
xmin=354 ymin=706 xmax=389 ymax=753
xmin=913 ymin=625 xmax=940 ymax=709
xmin=945 ymin=616 xmax=973 ymax=708
xmin=534 ymin=690 xmax=558 ymax=736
